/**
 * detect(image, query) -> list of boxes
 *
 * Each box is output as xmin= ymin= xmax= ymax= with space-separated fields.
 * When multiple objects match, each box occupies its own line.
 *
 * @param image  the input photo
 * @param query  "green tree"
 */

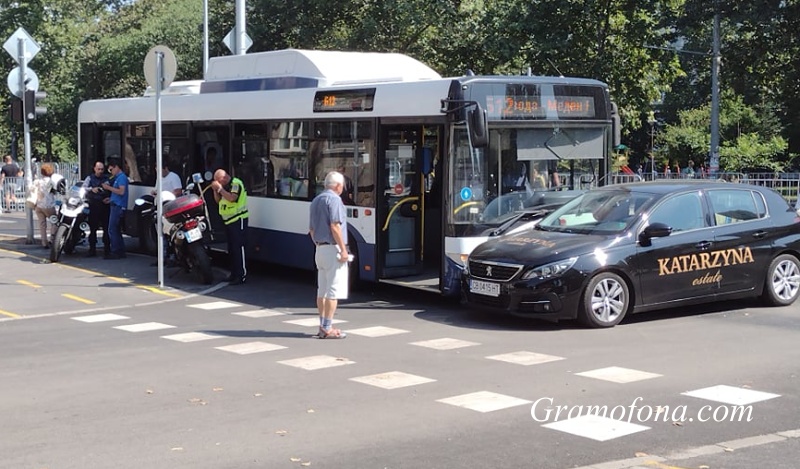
xmin=658 ymin=92 xmax=789 ymax=171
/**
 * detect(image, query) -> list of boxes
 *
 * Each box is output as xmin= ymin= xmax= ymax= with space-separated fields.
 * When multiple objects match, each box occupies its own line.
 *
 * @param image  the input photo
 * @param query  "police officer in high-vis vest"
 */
xmin=211 ymin=169 xmax=249 ymax=285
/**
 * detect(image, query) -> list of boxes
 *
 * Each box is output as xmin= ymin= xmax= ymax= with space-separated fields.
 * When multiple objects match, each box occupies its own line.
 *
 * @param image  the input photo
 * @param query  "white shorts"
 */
xmin=315 ymin=245 xmax=349 ymax=300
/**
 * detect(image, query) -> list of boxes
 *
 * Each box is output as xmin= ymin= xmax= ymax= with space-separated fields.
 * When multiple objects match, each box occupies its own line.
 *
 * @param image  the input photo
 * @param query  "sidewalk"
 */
xmin=0 ymin=210 xmax=227 ymax=294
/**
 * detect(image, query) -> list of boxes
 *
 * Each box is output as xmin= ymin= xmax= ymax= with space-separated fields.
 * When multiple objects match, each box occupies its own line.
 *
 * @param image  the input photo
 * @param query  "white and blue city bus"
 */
xmin=77 ymin=49 xmax=618 ymax=296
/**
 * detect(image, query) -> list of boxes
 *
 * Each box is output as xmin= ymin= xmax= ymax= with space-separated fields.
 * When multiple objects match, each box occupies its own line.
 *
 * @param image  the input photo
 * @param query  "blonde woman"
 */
xmin=33 ymin=163 xmax=57 ymax=248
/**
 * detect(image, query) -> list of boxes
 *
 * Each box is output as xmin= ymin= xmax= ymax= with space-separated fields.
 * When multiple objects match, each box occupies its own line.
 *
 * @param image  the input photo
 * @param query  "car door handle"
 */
xmin=696 ymin=241 xmax=713 ymax=250
xmin=753 ymin=230 xmax=768 ymax=239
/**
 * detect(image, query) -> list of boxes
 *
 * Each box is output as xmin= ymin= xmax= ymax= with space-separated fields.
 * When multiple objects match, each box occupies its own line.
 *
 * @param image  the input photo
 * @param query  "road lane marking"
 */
xmin=135 ymin=285 xmax=183 ymax=298
xmin=0 ymin=279 xmax=226 ymax=323
xmin=0 ymin=246 xmax=189 ymax=300
xmin=0 ymin=309 xmax=21 ymax=318
xmin=16 ymin=279 xmax=42 ymax=288
xmin=570 ymin=428 xmax=800 ymax=468
xmin=61 ymin=294 xmax=96 ymax=305
xmin=644 ymin=463 xmax=692 ymax=469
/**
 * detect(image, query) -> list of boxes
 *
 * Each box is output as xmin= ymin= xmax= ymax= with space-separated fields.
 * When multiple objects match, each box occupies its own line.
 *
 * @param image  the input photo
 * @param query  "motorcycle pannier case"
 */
xmin=163 ymin=194 xmax=204 ymax=223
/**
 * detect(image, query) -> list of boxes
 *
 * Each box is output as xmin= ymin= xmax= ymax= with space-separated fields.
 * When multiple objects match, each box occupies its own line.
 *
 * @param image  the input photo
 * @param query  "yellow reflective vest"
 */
xmin=219 ymin=177 xmax=248 ymax=224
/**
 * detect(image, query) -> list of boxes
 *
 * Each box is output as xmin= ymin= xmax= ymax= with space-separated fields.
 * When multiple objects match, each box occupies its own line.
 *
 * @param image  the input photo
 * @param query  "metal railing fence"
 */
xmin=1 ymin=164 xmax=81 ymax=213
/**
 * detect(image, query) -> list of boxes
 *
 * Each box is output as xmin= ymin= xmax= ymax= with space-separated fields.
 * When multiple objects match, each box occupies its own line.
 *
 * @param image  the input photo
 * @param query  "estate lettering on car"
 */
xmin=503 ymin=236 xmax=557 ymax=248
xmin=657 ymin=246 xmax=754 ymax=286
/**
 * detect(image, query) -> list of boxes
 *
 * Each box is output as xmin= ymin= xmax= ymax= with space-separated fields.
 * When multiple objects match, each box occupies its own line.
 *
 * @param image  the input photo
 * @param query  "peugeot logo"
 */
xmin=486 ymin=266 xmax=493 ymax=277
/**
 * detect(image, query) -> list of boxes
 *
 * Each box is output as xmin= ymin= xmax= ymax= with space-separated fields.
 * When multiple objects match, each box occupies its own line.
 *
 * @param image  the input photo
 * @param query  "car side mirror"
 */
xmin=639 ymin=222 xmax=672 ymax=246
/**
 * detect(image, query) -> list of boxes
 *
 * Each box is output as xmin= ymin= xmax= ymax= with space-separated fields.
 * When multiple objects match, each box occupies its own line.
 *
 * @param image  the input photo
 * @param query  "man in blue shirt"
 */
xmin=101 ymin=157 xmax=129 ymax=259
xmin=308 ymin=171 xmax=350 ymax=339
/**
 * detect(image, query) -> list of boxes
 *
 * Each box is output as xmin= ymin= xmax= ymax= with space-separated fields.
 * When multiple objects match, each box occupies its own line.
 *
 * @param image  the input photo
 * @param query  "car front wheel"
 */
xmin=762 ymin=254 xmax=800 ymax=306
xmin=580 ymin=272 xmax=630 ymax=328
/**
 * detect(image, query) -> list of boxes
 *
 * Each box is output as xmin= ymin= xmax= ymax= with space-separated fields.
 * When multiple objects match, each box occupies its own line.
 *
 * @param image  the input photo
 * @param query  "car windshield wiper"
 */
xmin=489 ymin=208 xmax=553 ymax=236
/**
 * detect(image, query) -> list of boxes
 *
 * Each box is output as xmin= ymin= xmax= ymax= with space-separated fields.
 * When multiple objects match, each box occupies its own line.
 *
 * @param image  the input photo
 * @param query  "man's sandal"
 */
xmin=318 ymin=327 xmax=347 ymax=339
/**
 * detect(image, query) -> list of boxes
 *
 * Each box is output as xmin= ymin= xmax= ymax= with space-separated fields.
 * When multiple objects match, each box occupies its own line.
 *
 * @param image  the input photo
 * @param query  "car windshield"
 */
xmin=538 ymin=189 xmax=657 ymax=234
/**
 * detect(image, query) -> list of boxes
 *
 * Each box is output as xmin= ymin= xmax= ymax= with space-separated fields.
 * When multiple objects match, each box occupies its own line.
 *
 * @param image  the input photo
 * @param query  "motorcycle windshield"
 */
xmin=68 ymin=184 xmax=85 ymax=199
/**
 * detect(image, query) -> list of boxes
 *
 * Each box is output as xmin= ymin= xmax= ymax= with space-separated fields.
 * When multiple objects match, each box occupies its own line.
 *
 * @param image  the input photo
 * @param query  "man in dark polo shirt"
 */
xmin=1 ymin=155 xmax=22 ymax=211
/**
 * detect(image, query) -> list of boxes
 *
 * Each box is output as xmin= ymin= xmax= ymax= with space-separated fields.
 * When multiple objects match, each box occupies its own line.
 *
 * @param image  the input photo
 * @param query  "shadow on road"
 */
xmin=201 ymin=329 xmax=312 ymax=339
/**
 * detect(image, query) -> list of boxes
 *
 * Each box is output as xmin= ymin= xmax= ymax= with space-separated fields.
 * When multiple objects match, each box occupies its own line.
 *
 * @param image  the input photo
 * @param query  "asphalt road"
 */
xmin=1 ymin=213 xmax=799 ymax=469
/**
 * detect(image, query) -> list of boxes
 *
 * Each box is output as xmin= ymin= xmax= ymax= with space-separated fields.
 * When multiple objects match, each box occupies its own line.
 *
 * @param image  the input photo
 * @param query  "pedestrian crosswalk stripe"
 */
xmin=350 ymin=371 xmax=436 ymax=389
xmin=486 ymin=351 xmax=565 ymax=366
xmin=346 ymin=326 xmax=408 ymax=337
xmin=410 ymin=338 xmax=480 ymax=350
xmin=575 ymin=366 xmax=662 ymax=384
xmin=162 ymin=332 xmax=223 ymax=343
xmin=72 ymin=313 xmax=129 ymax=323
xmin=114 ymin=322 xmax=176 ymax=332
xmin=681 ymin=385 xmax=780 ymax=405
xmin=215 ymin=342 xmax=287 ymax=354
xmin=278 ymin=355 xmax=355 ymax=371
xmin=437 ymin=391 xmax=531 ymax=413
xmin=187 ymin=301 xmax=242 ymax=310
xmin=284 ymin=317 xmax=346 ymax=327
xmin=233 ymin=309 xmax=286 ymax=318
xmin=542 ymin=414 xmax=651 ymax=442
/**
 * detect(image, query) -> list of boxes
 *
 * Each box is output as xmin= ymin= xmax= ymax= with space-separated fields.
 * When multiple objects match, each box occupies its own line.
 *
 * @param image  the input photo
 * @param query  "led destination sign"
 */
xmin=313 ymin=88 xmax=376 ymax=112
xmin=486 ymin=95 xmax=596 ymax=119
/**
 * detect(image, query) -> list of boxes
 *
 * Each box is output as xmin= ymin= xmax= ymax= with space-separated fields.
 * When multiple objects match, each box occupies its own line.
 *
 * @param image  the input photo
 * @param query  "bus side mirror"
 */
xmin=467 ymin=105 xmax=488 ymax=148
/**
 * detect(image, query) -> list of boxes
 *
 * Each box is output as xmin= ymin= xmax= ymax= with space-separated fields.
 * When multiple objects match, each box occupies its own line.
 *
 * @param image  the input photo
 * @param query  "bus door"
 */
xmin=378 ymin=125 xmax=428 ymax=278
xmin=192 ymin=126 xmax=230 ymax=248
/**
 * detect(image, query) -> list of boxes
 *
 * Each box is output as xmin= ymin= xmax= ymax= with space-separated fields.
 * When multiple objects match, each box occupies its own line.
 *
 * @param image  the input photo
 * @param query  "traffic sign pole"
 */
xmin=19 ymin=38 xmax=34 ymax=244
xmin=155 ymin=51 xmax=164 ymax=288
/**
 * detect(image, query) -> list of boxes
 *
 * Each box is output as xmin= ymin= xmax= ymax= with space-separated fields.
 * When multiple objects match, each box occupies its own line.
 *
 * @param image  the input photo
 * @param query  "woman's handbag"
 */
xmin=25 ymin=183 xmax=39 ymax=209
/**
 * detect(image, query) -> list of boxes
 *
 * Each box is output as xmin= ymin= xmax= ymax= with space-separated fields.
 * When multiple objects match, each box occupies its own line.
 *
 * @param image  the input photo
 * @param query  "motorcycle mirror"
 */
xmin=192 ymin=173 xmax=203 ymax=184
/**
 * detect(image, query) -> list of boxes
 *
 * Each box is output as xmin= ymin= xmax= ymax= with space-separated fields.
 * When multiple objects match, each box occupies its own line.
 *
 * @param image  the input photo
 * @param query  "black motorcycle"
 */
xmin=134 ymin=174 xmax=214 ymax=284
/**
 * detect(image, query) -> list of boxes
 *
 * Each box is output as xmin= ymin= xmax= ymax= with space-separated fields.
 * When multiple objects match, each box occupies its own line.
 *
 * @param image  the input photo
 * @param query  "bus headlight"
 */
xmin=522 ymin=257 xmax=578 ymax=280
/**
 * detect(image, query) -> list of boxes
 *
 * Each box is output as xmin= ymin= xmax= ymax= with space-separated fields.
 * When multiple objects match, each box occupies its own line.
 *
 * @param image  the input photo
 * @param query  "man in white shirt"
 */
xmin=157 ymin=161 xmax=182 ymax=196
xmin=152 ymin=161 xmax=182 ymax=267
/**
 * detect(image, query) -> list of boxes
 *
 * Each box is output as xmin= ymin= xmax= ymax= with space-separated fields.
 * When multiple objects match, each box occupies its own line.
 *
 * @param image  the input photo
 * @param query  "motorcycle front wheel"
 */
xmin=187 ymin=242 xmax=214 ymax=285
xmin=64 ymin=225 xmax=79 ymax=254
xmin=50 ymin=224 xmax=68 ymax=263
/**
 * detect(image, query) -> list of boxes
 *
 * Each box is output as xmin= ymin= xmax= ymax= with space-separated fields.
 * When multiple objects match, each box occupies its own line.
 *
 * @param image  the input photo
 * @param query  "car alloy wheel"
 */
xmin=763 ymin=254 xmax=800 ymax=306
xmin=581 ymin=272 xmax=629 ymax=328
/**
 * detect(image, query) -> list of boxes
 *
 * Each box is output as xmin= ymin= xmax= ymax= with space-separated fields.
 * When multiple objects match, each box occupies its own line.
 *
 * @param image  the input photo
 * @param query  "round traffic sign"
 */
xmin=143 ymin=45 xmax=178 ymax=91
xmin=6 ymin=67 xmax=38 ymax=98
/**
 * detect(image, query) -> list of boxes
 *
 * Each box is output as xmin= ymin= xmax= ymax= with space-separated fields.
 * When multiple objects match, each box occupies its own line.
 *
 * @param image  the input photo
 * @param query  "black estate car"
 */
xmin=463 ymin=181 xmax=800 ymax=327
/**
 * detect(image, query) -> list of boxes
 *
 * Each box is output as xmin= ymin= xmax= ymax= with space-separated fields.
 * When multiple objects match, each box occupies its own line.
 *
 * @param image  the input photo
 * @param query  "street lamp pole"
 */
xmin=709 ymin=1 xmax=721 ymax=177
xmin=648 ymin=117 xmax=657 ymax=180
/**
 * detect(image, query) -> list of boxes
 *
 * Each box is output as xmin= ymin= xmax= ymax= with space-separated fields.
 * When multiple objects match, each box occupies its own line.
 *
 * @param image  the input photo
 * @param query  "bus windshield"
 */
xmin=448 ymin=126 xmax=607 ymax=233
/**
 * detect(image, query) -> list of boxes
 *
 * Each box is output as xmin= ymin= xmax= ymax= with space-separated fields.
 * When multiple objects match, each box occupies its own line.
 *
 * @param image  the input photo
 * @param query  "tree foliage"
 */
xmin=0 ymin=0 xmax=798 ymax=168
xmin=658 ymin=92 xmax=790 ymax=171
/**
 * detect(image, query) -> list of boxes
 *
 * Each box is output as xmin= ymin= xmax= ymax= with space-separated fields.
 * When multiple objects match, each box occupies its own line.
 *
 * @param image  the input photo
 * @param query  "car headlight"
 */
xmin=522 ymin=257 xmax=578 ymax=280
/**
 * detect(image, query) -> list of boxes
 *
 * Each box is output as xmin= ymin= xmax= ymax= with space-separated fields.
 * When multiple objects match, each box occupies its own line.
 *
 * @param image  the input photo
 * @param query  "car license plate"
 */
xmin=470 ymin=279 xmax=500 ymax=297
xmin=185 ymin=227 xmax=202 ymax=243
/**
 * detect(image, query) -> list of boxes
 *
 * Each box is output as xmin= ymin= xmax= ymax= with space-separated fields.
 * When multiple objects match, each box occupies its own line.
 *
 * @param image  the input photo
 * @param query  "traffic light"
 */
xmin=23 ymin=89 xmax=47 ymax=122
xmin=10 ymin=98 xmax=22 ymax=123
